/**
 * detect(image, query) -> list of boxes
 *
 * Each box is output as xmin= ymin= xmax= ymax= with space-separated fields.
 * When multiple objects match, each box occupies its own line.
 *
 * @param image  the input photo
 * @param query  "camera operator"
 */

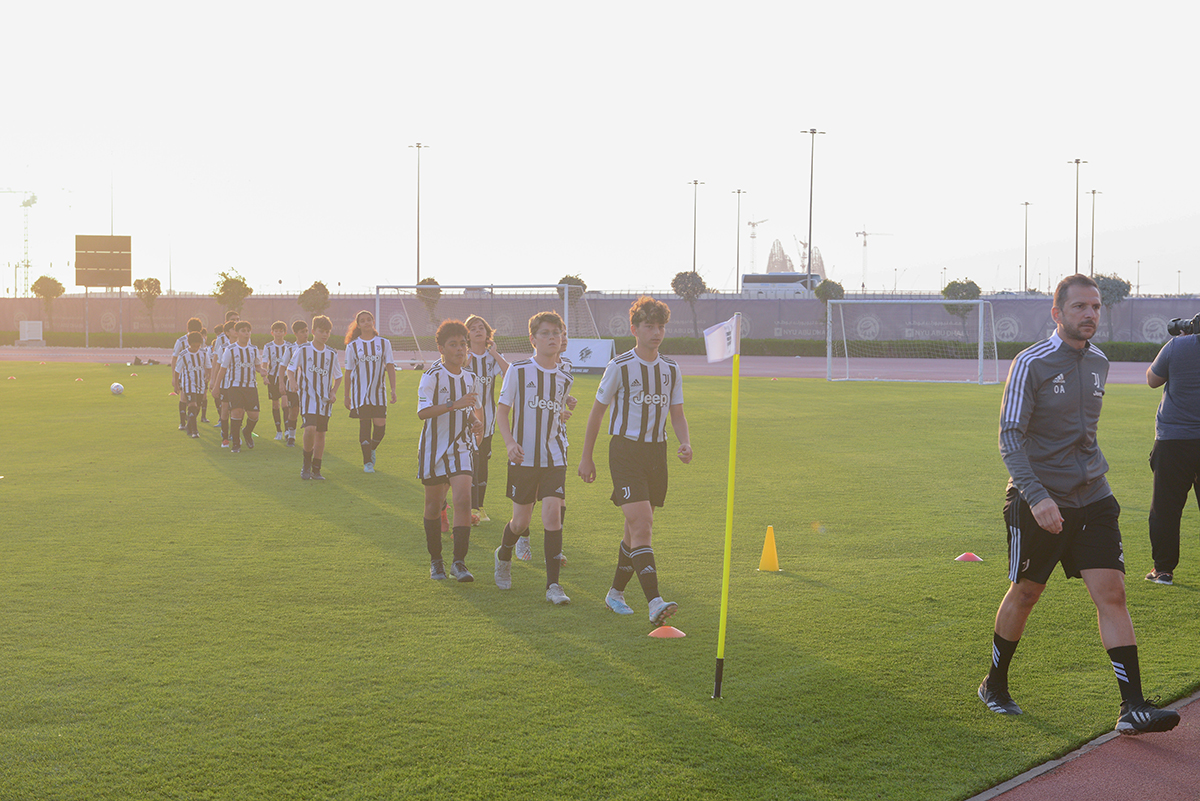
xmin=1144 ymin=313 xmax=1200 ymax=585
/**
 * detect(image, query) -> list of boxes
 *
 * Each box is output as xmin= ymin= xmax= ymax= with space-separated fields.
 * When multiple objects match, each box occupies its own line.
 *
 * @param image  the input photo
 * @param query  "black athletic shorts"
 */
xmin=225 ymin=386 xmax=260 ymax=412
xmin=266 ymin=377 xmax=282 ymax=400
xmin=1004 ymin=487 xmax=1124 ymax=584
xmin=354 ymin=404 xmax=388 ymax=420
xmin=506 ymin=464 xmax=567 ymax=505
xmin=302 ymin=413 xmax=330 ymax=433
xmin=608 ymin=436 xmax=668 ymax=508
xmin=182 ymin=392 xmax=205 ymax=406
xmin=422 ymin=469 xmax=473 ymax=487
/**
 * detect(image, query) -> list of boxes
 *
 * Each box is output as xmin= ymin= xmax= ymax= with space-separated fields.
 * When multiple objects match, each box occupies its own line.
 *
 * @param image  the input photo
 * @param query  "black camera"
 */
xmin=1167 ymin=313 xmax=1200 ymax=336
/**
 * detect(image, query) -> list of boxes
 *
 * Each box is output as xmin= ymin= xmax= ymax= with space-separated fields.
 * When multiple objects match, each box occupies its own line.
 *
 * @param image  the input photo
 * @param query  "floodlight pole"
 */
xmin=733 ymin=189 xmax=746 ymax=293
xmin=1068 ymin=159 xmax=1087 ymax=274
xmin=410 ymin=143 xmax=428 ymax=283
xmin=690 ymin=180 xmax=704 ymax=274
xmin=804 ymin=129 xmax=825 ymax=274
xmin=1021 ymin=202 xmax=1031 ymax=292
xmin=1087 ymin=190 xmax=1101 ymax=276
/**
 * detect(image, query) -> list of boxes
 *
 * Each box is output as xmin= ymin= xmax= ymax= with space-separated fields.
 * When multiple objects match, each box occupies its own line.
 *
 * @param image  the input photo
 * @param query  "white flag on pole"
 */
xmin=703 ymin=314 xmax=741 ymax=363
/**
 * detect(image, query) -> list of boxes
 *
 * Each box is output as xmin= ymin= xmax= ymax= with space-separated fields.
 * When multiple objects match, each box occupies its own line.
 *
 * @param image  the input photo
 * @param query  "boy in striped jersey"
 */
xmin=343 ymin=310 xmax=397 ymax=473
xmin=212 ymin=321 xmax=265 ymax=454
xmin=262 ymin=321 xmax=291 ymax=440
xmin=287 ymin=316 xmax=341 ymax=480
xmin=578 ymin=296 xmax=691 ymax=626
xmin=173 ymin=331 xmax=211 ymax=438
xmin=465 ymin=314 xmax=510 ymax=523
xmin=417 ymin=320 xmax=484 ymax=582
xmin=210 ymin=320 xmax=240 ymax=442
xmin=492 ymin=312 xmax=573 ymax=604
xmin=280 ymin=320 xmax=309 ymax=447
xmin=170 ymin=317 xmax=203 ymax=430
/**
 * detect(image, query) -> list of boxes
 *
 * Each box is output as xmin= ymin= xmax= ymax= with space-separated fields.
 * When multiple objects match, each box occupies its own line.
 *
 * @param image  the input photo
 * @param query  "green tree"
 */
xmin=298 ymin=281 xmax=331 ymax=316
xmin=31 ymin=275 xmax=65 ymax=329
xmin=1095 ymin=273 xmax=1132 ymax=341
xmin=941 ymin=278 xmax=981 ymax=340
xmin=814 ymin=278 xmax=845 ymax=323
xmin=212 ymin=270 xmax=253 ymax=315
xmin=671 ymin=270 xmax=707 ymax=338
xmin=133 ymin=277 xmax=162 ymax=332
xmin=417 ymin=277 xmax=441 ymax=329
xmin=556 ymin=274 xmax=587 ymax=335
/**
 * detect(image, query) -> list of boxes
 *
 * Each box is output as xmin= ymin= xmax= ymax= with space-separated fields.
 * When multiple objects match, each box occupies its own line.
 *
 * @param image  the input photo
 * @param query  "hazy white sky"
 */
xmin=3 ymin=1 xmax=1197 ymax=298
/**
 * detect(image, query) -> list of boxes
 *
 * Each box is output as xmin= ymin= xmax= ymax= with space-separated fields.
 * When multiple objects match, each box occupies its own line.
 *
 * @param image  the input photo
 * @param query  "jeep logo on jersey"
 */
xmin=312 ymin=367 xmax=330 ymax=377
xmin=359 ymin=352 xmax=382 ymax=363
xmin=631 ymin=392 xmax=669 ymax=406
xmin=527 ymin=397 xmax=563 ymax=412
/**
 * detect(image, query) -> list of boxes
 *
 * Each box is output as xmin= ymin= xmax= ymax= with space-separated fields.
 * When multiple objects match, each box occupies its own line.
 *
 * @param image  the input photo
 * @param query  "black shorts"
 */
xmin=302 ymin=413 xmax=330 ymax=433
xmin=182 ymin=392 xmax=205 ymax=406
xmin=422 ymin=469 xmax=473 ymax=487
xmin=354 ymin=404 xmax=388 ymax=420
xmin=1004 ymin=487 xmax=1124 ymax=584
xmin=476 ymin=434 xmax=493 ymax=464
xmin=266 ymin=377 xmax=282 ymax=400
xmin=506 ymin=464 xmax=567 ymax=505
xmin=225 ymin=386 xmax=260 ymax=412
xmin=608 ymin=436 xmax=668 ymax=508
xmin=286 ymin=391 xmax=300 ymax=408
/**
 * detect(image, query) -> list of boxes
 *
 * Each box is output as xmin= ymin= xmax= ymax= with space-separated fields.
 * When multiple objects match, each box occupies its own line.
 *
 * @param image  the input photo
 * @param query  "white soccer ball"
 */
xmin=110 ymin=382 xmax=124 ymax=395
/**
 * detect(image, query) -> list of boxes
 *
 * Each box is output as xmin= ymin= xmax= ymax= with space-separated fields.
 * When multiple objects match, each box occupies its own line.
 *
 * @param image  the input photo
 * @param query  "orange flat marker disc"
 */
xmin=648 ymin=626 xmax=686 ymax=638
xmin=955 ymin=552 xmax=983 ymax=562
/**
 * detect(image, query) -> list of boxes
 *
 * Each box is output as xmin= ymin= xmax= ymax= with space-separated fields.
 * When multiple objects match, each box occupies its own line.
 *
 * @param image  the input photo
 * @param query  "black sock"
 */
xmin=201 ymin=396 xmax=209 ymax=418
xmin=221 ymin=419 xmax=229 ymax=439
xmin=630 ymin=546 xmax=659 ymax=601
xmin=452 ymin=526 xmax=471 ymax=563
xmin=371 ymin=424 xmax=386 ymax=458
xmin=425 ymin=517 xmax=442 ymax=560
xmin=243 ymin=418 xmax=257 ymax=438
xmin=303 ymin=450 xmax=313 ymax=471
xmin=186 ymin=410 xmax=197 ymax=434
xmin=498 ymin=523 xmax=523 ymax=561
xmin=178 ymin=401 xmax=186 ymax=425
xmin=545 ymin=528 xmax=563 ymax=587
xmin=273 ymin=408 xmax=282 ymax=431
xmin=231 ymin=418 xmax=242 ymax=448
xmin=312 ymin=458 xmax=322 ymax=473
xmin=560 ymin=505 xmax=566 ymax=527
xmin=987 ymin=632 xmax=1019 ymax=690
xmin=1108 ymin=644 xmax=1143 ymax=704
xmin=611 ymin=541 xmax=635 ymax=592
xmin=359 ymin=418 xmax=373 ymax=463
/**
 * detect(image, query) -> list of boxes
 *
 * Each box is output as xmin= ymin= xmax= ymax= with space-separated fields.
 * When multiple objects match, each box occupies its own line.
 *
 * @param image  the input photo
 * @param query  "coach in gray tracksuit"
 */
xmin=976 ymin=273 xmax=1179 ymax=735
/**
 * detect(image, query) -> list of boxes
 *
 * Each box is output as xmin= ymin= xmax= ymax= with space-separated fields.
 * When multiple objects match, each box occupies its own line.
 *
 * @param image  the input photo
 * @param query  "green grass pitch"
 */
xmin=2 ymin=362 xmax=1198 ymax=800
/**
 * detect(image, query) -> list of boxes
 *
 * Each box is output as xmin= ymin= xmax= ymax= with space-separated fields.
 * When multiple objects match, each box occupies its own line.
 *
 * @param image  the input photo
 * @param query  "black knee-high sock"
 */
xmin=611 ymin=541 xmax=635 ymax=592
xmin=497 ymin=523 xmax=524 ymax=561
xmin=452 ymin=526 xmax=471 ymax=563
xmin=178 ymin=400 xmax=187 ymax=425
xmin=371 ymin=423 xmax=386 ymax=447
xmin=1108 ymin=644 xmax=1143 ymax=704
xmin=987 ymin=632 xmax=1020 ymax=690
xmin=201 ymin=394 xmax=209 ymax=417
xmin=630 ymin=547 xmax=660 ymax=602
xmin=473 ymin=452 xmax=489 ymax=508
xmin=560 ymin=505 xmax=566 ymax=527
xmin=187 ymin=409 xmax=197 ymax=435
xmin=221 ymin=418 xmax=229 ymax=439
xmin=425 ymin=517 xmax=443 ymax=560
xmin=303 ymin=450 xmax=313 ymax=470
xmin=545 ymin=528 xmax=563 ymax=587
xmin=359 ymin=418 xmax=373 ymax=463
xmin=312 ymin=457 xmax=322 ymax=473
xmin=231 ymin=418 xmax=242 ymax=448
xmin=243 ymin=417 xmax=257 ymax=437
xmin=273 ymin=408 xmax=282 ymax=431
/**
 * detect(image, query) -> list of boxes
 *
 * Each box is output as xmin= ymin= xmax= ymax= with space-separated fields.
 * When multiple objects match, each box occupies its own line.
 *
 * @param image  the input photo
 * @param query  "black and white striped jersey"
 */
xmin=279 ymin=341 xmax=302 ymax=383
xmin=172 ymin=334 xmax=189 ymax=359
xmin=416 ymin=359 xmax=483 ymax=479
xmin=498 ymin=359 xmax=573 ymax=467
xmin=211 ymin=333 xmax=232 ymax=365
xmin=261 ymin=341 xmax=290 ymax=381
xmin=219 ymin=344 xmax=261 ymax=389
xmin=289 ymin=343 xmax=342 ymax=416
xmin=595 ymin=350 xmax=684 ymax=443
xmin=559 ymin=357 xmax=573 ymax=448
xmin=344 ymin=336 xmax=395 ymax=408
xmin=175 ymin=349 xmax=212 ymax=394
xmin=466 ymin=349 xmax=504 ymax=436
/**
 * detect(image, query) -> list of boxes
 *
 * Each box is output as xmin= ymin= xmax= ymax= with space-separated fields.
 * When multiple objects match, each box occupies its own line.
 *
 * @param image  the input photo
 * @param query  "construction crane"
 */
xmin=746 ymin=218 xmax=768 ymax=274
xmin=1 ymin=188 xmax=36 ymax=296
xmin=855 ymin=226 xmax=892 ymax=290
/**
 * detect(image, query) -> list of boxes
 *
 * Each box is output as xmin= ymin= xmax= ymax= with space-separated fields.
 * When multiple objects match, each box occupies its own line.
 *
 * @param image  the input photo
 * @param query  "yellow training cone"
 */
xmin=758 ymin=525 xmax=781 ymax=572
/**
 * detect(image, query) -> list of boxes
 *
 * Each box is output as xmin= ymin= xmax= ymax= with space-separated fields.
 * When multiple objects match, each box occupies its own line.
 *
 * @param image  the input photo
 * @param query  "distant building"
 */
xmin=742 ymin=272 xmax=821 ymax=297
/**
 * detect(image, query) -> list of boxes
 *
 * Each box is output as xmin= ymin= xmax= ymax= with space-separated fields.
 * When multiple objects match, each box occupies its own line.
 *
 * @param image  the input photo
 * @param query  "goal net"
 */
xmin=826 ymin=298 xmax=1000 ymax=384
xmin=374 ymin=284 xmax=601 ymax=368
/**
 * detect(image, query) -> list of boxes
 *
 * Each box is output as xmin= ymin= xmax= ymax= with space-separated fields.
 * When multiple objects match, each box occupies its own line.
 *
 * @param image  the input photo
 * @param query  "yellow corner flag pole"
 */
xmin=704 ymin=313 xmax=740 ymax=700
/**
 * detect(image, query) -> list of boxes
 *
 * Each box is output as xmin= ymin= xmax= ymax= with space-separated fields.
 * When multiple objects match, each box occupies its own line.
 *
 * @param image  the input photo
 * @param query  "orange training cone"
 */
xmin=955 ymin=552 xmax=983 ymax=562
xmin=648 ymin=626 xmax=686 ymax=638
xmin=758 ymin=525 xmax=781 ymax=572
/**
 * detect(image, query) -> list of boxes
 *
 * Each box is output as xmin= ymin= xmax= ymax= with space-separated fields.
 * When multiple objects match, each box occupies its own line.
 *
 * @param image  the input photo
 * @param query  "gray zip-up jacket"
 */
xmin=998 ymin=331 xmax=1111 ymax=509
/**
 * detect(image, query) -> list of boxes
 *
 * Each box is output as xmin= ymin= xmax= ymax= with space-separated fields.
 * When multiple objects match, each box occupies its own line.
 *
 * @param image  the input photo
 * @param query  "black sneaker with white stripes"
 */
xmin=1115 ymin=698 xmax=1180 ymax=735
xmin=978 ymin=676 xmax=1022 ymax=715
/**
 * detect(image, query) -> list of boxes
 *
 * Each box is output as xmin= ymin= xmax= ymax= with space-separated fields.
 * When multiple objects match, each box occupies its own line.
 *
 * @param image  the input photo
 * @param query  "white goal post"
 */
xmin=374 ymin=284 xmax=601 ymax=367
xmin=826 ymin=298 xmax=1000 ymax=384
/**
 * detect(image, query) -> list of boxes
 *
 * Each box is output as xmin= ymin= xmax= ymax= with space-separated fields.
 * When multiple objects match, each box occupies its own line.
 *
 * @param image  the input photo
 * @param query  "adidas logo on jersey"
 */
xmin=630 ymin=378 xmax=642 ymax=387
xmin=526 ymin=380 xmax=537 ymax=388
xmin=1053 ymin=373 xmax=1066 ymax=384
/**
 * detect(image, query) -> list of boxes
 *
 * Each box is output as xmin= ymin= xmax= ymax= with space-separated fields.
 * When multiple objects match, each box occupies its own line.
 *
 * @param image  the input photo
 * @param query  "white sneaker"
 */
xmin=648 ymin=596 xmax=678 ymax=626
xmin=274 ymin=431 xmax=284 ymax=440
xmin=546 ymin=583 xmax=570 ymax=605
xmin=494 ymin=546 xmax=512 ymax=589
xmin=363 ymin=463 xmax=375 ymax=473
xmin=515 ymin=535 xmax=533 ymax=561
xmin=605 ymin=589 xmax=634 ymax=615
